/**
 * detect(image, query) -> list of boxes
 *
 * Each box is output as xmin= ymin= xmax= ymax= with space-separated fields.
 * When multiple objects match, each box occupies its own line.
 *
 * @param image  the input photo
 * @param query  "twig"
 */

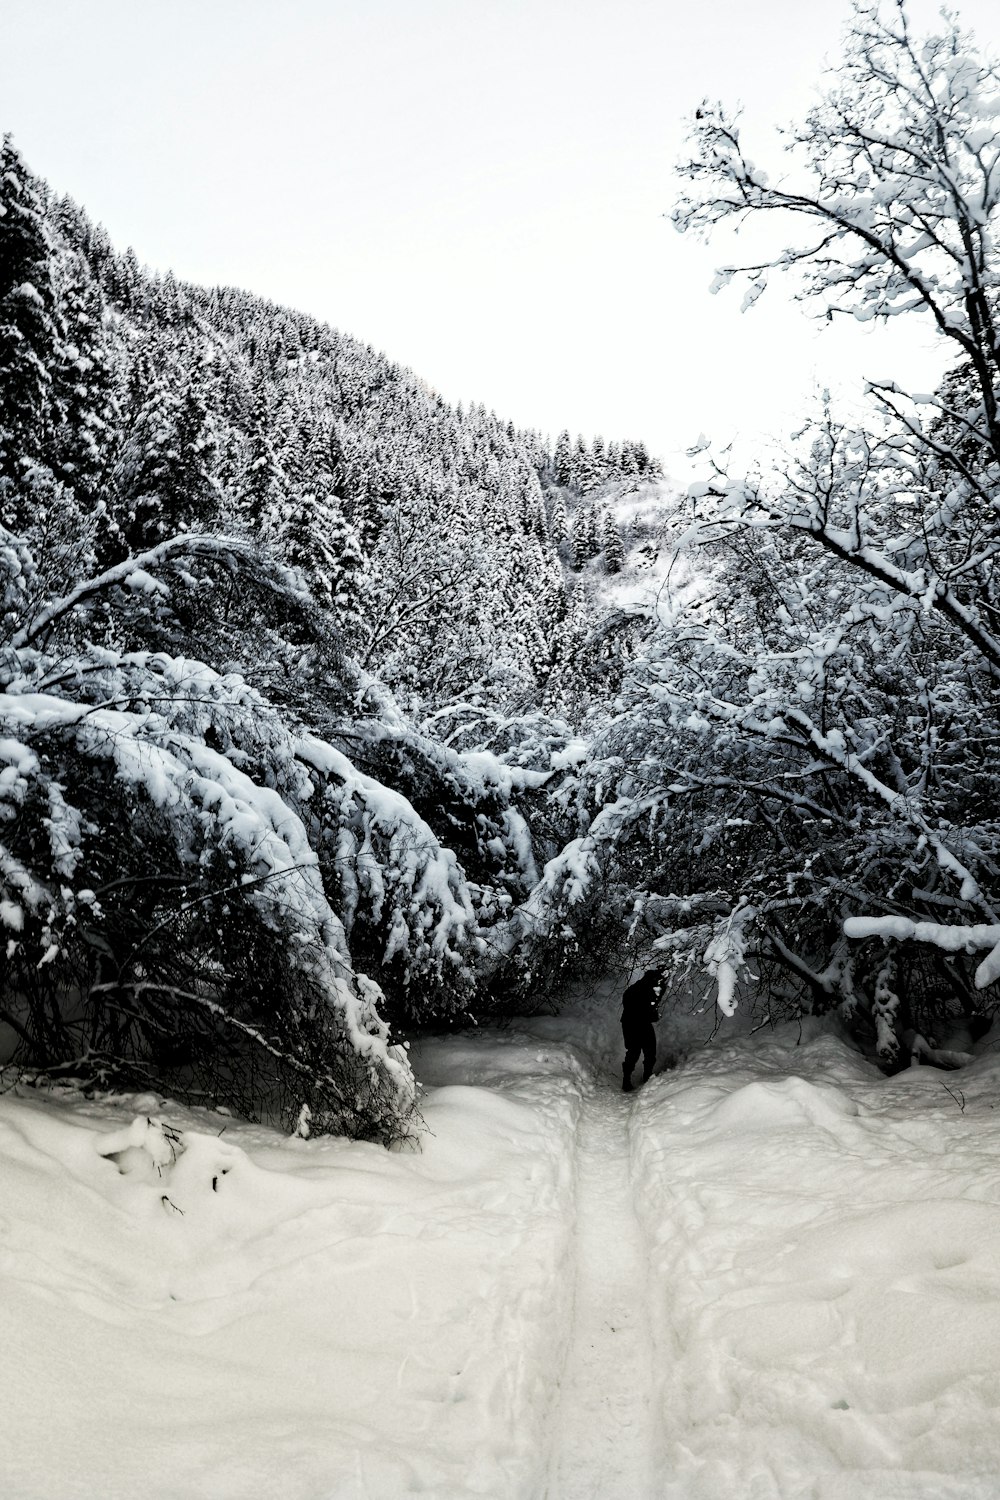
xmin=941 ymin=1081 xmax=966 ymax=1113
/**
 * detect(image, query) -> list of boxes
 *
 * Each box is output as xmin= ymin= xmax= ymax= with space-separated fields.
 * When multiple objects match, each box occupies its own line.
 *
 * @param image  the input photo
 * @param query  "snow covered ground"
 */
xmin=631 ymin=1026 xmax=1000 ymax=1500
xmin=4 ymin=987 xmax=1000 ymax=1499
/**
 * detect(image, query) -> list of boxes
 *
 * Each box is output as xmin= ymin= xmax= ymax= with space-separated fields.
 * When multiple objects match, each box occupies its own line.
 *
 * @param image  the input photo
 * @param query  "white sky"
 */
xmin=3 ymin=0 xmax=999 ymax=474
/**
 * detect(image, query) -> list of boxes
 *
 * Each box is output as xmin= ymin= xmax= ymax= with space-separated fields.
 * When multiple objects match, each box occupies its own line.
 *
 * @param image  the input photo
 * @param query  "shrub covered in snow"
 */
xmin=0 ymin=531 xmax=423 ymax=1139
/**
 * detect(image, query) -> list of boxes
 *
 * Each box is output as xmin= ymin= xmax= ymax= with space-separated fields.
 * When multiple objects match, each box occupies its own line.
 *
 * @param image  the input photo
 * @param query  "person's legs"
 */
xmin=622 ymin=1028 xmax=641 ymax=1090
xmin=641 ymin=1024 xmax=657 ymax=1082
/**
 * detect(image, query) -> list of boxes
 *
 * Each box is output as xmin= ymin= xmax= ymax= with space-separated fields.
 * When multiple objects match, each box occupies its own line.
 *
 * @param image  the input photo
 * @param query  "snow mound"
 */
xmin=631 ymin=1029 xmax=1000 ymax=1498
xmin=703 ymin=1075 xmax=860 ymax=1134
xmin=1 ymin=1064 xmax=583 ymax=1500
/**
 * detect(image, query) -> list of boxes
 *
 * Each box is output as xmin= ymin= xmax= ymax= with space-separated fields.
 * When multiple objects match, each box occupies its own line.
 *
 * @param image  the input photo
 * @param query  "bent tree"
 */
xmin=1 ymin=138 xmax=591 ymax=1141
xmin=621 ymin=0 xmax=1000 ymax=1065
xmin=0 ymin=529 xmax=418 ymax=1141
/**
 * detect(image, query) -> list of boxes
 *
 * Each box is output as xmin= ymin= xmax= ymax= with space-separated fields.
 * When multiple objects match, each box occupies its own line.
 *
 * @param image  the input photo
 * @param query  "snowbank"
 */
xmin=630 ymin=1025 xmax=1000 ymax=1499
xmin=0 ymin=1045 xmax=583 ymax=1500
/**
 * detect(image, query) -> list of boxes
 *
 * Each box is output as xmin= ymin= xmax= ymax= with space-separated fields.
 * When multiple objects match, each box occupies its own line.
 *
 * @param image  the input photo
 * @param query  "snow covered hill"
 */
xmin=5 ymin=992 xmax=1000 ymax=1499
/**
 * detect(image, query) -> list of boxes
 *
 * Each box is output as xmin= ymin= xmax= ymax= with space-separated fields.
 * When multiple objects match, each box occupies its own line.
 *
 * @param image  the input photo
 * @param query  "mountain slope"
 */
xmin=0 ymin=136 xmax=671 ymax=1135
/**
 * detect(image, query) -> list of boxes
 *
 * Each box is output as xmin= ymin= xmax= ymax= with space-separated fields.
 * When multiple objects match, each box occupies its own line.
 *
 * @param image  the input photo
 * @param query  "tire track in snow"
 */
xmin=545 ymin=1083 xmax=659 ymax=1500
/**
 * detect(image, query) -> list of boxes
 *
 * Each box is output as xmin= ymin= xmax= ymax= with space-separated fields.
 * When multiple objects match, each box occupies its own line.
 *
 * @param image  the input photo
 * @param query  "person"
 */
xmin=620 ymin=969 xmax=663 ymax=1092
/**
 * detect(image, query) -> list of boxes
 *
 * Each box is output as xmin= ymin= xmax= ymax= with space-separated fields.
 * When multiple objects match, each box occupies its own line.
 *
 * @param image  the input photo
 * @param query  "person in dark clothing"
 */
xmin=621 ymin=970 xmax=663 ymax=1091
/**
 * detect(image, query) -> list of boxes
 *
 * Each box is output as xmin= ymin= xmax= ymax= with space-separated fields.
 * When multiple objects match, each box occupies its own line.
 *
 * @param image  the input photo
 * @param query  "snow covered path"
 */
xmin=546 ymin=1085 xmax=659 ymax=1500
xmin=7 ymin=999 xmax=1000 ymax=1498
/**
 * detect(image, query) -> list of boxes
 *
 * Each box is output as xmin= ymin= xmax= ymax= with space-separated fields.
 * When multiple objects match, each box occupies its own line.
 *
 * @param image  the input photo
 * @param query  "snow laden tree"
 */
xmin=0 ymin=507 xmax=563 ymax=1133
xmin=50 ymin=249 xmax=118 ymax=513
xmin=603 ymin=511 xmax=626 ymax=574
xmin=0 ymin=528 xmax=420 ymax=1140
xmin=585 ymin=0 xmax=1000 ymax=1068
xmin=112 ymin=346 xmax=223 ymax=552
xmin=0 ymin=135 xmax=62 ymax=502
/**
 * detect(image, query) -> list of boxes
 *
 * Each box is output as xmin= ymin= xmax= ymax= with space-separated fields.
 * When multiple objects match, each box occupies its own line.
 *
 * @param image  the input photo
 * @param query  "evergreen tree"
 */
xmin=602 ymin=509 xmax=626 ymax=573
xmin=282 ymin=319 xmax=303 ymax=367
xmin=239 ymin=396 xmax=287 ymax=530
xmin=113 ymin=350 xmax=221 ymax=550
xmin=273 ymin=482 xmax=367 ymax=638
xmin=553 ymin=429 xmax=573 ymax=486
xmin=571 ymin=506 xmax=595 ymax=569
xmin=632 ymin=439 xmax=653 ymax=475
xmin=498 ymin=532 xmax=550 ymax=688
xmin=572 ymin=434 xmax=590 ymax=490
xmin=0 ymin=136 xmax=63 ymax=496
xmin=548 ymin=487 xmax=569 ymax=547
xmin=105 ymin=245 xmax=144 ymax=315
xmin=50 ymin=252 xmax=117 ymax=511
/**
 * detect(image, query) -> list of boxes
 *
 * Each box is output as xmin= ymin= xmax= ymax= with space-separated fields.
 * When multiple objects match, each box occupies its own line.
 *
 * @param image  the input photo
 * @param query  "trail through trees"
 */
xmin=546 ymin=1084 xmax=660 ymax=1500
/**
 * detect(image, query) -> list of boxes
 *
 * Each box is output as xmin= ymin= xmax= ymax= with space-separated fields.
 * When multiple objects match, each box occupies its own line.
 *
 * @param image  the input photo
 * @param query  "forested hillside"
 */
xmin=4 ymin=0 xmax=1000 ymax=1144
xmin=0 ymin=134 xmax=666 ymax=1139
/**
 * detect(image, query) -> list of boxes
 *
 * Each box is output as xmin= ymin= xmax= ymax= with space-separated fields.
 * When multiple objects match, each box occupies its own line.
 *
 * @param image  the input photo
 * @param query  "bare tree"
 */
xmin=598 ymin=1 xmax=1000 ymax=1063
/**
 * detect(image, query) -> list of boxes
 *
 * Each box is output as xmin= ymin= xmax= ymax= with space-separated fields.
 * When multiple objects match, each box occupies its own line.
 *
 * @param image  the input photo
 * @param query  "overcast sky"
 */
xmin=4 ymin=0 xmax=999 ymax=473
